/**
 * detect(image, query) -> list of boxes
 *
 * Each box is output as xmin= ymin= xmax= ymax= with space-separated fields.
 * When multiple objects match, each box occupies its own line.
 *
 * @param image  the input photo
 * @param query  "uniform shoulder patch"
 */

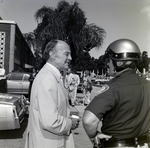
xmin=96 ymin=84 xmax=109 ymax=96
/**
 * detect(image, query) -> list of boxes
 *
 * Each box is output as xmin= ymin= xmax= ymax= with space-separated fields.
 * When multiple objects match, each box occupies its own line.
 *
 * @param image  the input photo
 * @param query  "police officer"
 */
xmin=82 ymin=39 xmax=150 ymax=148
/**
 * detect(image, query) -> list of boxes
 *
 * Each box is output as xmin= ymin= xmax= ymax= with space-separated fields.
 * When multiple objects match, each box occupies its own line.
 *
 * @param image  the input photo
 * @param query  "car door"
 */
xmin=22 ymin=74 xmax=30 ymax=94
xmin=7 ymin=73 xmax=24 ymax=94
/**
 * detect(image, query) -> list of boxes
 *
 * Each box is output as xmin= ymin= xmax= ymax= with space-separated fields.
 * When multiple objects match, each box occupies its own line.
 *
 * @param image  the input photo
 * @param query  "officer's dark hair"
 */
xmin=42 ymin=40 xmax=58 ymax=62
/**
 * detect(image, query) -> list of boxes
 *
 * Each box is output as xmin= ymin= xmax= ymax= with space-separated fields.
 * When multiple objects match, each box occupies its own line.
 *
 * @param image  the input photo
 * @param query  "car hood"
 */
xmin=0 ymin=93 xmax=23 ymax=105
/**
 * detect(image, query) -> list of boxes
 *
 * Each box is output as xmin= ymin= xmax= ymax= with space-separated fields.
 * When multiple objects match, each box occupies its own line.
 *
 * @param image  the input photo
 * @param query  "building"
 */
xmin=0 ymin=20 xmax=35 ymax=74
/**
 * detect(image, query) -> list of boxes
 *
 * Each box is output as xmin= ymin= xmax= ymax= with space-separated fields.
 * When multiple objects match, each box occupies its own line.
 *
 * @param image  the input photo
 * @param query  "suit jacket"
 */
xmin=24 ymin=63 xmax=74 ymax=148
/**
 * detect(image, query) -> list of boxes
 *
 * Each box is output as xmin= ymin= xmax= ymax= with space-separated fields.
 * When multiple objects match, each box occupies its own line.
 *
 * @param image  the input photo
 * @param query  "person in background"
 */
xmin=82 ymin=70 xmax=92 ymax=106
xmin=82 ymin=39 xmax=150 ymax=148
xmin=72 ymin=71 xmax=80 ymax=105
xmin=64 ymin=68 xmax=72 ymax=89
xmin=64 ymin=69 xmax=80 ymax=106
xmin=24 ymin=39 xmax=80 ymax=148
xmin=64 ymin=68 xmax=72 ymax=105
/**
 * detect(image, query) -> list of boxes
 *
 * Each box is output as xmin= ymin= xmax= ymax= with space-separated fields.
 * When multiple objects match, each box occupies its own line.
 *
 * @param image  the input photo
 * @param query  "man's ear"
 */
xmin=49 ymin=51 xmax=55 ymax=59
xmin=49 ymin=51 xmax=52 ymax=57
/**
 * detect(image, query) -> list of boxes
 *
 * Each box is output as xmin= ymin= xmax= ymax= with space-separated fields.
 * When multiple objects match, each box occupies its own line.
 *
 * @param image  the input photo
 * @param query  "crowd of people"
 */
xmin=64 ymin=68 xmax=93 ymax=106
xmin=24 ymin=39 xmax=150 ymax=148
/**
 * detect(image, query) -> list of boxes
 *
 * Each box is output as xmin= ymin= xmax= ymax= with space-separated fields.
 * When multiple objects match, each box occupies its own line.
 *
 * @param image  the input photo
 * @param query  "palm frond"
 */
xmin=34 ymin=6 xmax=55 ymax=23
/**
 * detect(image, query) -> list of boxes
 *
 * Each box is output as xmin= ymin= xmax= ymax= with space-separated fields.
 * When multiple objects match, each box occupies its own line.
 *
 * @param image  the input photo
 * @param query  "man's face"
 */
xmin=52 ymin=41 xmax=72 ymax=71
xmin=106 ymin=58 xmax=115 ymax=76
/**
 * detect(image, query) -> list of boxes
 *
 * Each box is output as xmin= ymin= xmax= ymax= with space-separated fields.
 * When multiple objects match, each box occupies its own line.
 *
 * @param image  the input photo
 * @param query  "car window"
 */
xmin=23 ymin=74 xmax=30 ymax=81
xmin=9 ymin=73 xmax=23 ymax=81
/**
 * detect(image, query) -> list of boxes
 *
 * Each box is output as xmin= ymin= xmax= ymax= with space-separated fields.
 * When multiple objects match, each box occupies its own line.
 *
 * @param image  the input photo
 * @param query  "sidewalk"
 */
xmin=70 ymin=92 xmax=85 ymax=117
xmin=70 ymin=104 xmax=93 ymax=148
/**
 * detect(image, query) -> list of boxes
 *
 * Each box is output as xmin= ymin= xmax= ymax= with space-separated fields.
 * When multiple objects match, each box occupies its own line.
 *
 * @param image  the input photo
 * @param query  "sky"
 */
xmin=0 ymin=0 xmax=150 ymax=58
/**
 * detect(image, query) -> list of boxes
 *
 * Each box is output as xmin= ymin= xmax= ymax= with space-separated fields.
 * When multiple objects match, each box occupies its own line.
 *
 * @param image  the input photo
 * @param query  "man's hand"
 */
xmin=70 ymin=115 xmax=80 ymax=130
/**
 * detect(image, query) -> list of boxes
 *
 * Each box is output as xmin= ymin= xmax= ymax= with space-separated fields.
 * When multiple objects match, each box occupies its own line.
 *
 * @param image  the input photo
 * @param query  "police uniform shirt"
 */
xmin=86 ymin=70 xmax=150 ymax=139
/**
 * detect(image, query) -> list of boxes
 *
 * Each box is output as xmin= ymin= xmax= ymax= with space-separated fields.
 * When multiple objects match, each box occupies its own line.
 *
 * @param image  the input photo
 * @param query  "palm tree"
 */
xmin=25 ymin=0 xmax=106 ymax=70
xmin=23 ymin=32 xmax=44 ymax=70
xmin=77 ymin=24 xmax=106 ymax=52
xmin=137 ymin=51 xmax=149 ymax=73
xmin=23 ymin=32 xmax=36 ymax=56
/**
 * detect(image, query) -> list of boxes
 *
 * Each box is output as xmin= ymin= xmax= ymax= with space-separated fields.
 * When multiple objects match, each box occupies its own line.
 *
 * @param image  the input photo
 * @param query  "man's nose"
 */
xmin=68 ymin=54 xmax=72 ymax=60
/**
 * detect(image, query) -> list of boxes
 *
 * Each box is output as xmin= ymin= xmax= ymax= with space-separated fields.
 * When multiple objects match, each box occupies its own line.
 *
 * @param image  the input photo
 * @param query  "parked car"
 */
xmin=0 ymin=93 xmax=29 ymax=130
xmin=94 ymin=76 xmax=110 ymax=86
xmin=6 ymin=72 xmax=30 ymax=96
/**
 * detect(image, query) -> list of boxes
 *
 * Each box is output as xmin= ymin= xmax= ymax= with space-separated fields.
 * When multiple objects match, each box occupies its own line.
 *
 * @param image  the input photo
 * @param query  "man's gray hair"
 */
xmin=42 ymin=40 xmax=58 ymax=61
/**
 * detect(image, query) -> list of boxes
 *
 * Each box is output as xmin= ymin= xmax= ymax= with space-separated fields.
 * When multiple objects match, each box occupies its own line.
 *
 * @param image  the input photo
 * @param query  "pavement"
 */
xmin=70 ymin=103 xmax=93 ymax=148
xmin=70 ymin=86 xmax=100 ymax=148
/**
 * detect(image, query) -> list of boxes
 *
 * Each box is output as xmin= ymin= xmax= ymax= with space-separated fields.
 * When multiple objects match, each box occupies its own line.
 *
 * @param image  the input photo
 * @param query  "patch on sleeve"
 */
xmin=96 ymin=84 xmax=109 ymax=96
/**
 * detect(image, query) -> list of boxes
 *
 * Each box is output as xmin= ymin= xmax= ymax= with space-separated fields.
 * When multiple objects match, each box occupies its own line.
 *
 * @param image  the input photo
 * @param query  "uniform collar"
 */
xmin=115 ymin=68 xmax=135 ymax=78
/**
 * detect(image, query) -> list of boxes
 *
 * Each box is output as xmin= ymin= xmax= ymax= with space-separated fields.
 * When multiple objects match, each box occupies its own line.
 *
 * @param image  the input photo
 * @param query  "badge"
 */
xmin=96 ymin=84 xmax=109 ymax=95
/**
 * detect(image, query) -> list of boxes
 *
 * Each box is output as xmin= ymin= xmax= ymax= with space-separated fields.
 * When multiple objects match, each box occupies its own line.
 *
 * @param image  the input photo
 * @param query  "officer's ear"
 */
xmin=116 ymin=61 xmax=132 ymax=67
xmin=116 ymin=61 xmax=124 ymax=67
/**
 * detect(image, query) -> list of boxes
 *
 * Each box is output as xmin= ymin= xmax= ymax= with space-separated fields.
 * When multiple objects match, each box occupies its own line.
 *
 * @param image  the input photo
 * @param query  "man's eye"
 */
xmin=65 ymin=53 xmax=70 ymax=56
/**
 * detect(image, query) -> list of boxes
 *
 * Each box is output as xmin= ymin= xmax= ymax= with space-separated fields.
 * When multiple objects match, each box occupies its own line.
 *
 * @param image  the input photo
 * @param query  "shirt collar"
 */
xmin=46 ymin=62 xmax=61 ymax=78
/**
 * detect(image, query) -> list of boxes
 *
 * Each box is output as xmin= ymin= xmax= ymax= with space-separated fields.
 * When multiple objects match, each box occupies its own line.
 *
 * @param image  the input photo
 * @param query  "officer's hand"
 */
xmin=137 ymin=143 xmax=149 ymax=148
xmin=96 ymin=132 xmax=112 ymax=140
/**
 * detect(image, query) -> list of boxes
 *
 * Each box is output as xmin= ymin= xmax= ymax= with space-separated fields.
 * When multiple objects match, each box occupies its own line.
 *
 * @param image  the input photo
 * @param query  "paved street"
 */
xmin=0 ymin=86 xmax=100 ymax=148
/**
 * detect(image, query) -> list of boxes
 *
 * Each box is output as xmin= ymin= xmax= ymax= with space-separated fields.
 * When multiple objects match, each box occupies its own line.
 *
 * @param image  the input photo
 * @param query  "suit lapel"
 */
xmin=43 ymin=63 xmax=68 ymax=101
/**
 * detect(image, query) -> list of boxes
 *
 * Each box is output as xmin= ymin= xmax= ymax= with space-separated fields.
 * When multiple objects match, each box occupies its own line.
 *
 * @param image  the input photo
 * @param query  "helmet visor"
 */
xmin=105 ymin=48 xmax=140 ymax=61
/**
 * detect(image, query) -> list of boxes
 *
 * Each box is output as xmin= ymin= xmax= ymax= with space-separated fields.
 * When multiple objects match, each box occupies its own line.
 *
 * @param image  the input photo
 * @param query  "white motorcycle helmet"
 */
xmin=104 ymin=39 xmax=141 ymax=71
xmin=105 ymin=39 xmax=141 ymax=61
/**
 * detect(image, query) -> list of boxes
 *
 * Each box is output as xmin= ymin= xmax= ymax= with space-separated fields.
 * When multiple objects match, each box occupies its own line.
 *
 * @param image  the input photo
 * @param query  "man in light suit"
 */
xmin=24 ymin=40 xmax=80 ymax=148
